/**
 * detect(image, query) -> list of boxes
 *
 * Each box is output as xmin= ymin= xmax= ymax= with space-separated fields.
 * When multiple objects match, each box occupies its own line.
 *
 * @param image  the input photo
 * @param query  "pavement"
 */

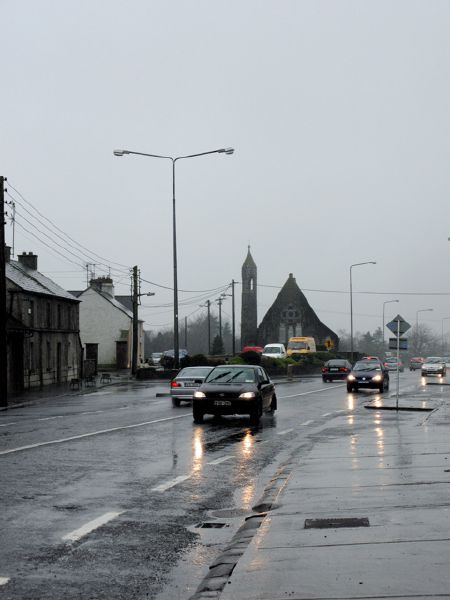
xmin=192 ymin=388 xmax=450 ymax=600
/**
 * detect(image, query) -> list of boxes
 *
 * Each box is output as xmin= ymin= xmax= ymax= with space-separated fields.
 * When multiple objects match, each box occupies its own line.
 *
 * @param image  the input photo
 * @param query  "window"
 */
xmin=46 ymin=341 xmax=51 ymax=370
xmin=28 ymin=300 xmax=35 ymax=327
xmin=46 ymin=303 xmax=52 ymax=328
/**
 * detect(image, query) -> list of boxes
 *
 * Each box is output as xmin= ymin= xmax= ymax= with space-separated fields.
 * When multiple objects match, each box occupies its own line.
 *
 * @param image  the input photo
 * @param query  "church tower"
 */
xmin=241 ymin=247 xmax=258 ymax=347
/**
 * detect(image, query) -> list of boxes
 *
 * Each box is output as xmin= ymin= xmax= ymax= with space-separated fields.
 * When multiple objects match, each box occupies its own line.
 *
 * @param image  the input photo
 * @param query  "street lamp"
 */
xmin=441 ymin=317 xmax=450 ymax=354
xmin=114 ymin=147 xmax=234 ymax=368
xmin=350 ymin=261 xmax=376 ymax=362
xmin=382 ymin=299 xmax=399 ymax=352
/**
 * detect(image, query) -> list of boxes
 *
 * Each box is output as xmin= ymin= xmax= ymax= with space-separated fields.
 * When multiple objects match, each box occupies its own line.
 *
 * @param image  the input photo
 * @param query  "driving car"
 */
xmin=170 ymin=366 xmax=214 ymax=406
xmin=241 ymin=346 xmax=264 ymax=354
xmin=321 ymin=359 xmax=352 ymax=382
xmin=384 ymin=358 xmax=404 ymax=372
xmin=409 ymin=357 xmax=424 ymax=371
xmin=346 ymin=360 xmax=389 ymax=393
xmin=192 ymin=364 xmax=277 ymax=424
xmin=262 ymin=343 xmax=287 ymax=359
xmin=421 ymin=357 xmax=446 ymax=377
xmin=442 ymin=356 xmax=450 ymax=370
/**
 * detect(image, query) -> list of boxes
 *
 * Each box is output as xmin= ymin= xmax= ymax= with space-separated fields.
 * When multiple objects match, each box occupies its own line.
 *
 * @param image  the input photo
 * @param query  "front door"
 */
xmin=116 ymin=341 xmax=128 ymax=369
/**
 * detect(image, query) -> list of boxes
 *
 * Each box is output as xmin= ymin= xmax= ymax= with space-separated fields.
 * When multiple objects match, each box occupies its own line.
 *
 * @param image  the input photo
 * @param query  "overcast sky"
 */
xmin=2 ymin=0 xmax=450 ymax=341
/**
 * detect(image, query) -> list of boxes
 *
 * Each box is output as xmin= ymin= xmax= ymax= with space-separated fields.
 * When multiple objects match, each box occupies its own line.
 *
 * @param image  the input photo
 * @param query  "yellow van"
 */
xmin=286 ymin=336 xmax=316 ymax=357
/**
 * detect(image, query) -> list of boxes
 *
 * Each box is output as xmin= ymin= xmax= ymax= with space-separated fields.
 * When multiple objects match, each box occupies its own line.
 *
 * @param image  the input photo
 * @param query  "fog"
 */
xmin=2 ymin=1 xmax=450 ymax=341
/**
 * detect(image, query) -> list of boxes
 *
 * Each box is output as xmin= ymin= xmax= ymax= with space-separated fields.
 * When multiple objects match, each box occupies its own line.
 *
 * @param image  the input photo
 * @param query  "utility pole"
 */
xmin=184 ymin=316 xmax=187 ymax=350
xmin=231 ymin=280 xmax=236 ymax=356
xmin=0 ymin=176 xmax=8 ymax=407
xmin=132 ymin=266 xmax=139 ymax=375
xmin=216 ymin=297 xmax=223 ymax=340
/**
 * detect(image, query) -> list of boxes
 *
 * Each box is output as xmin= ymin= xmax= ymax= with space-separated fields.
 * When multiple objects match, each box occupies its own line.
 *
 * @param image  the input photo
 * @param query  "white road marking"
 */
xmin=207 ymin=455 xmax=234 ymax=465
xmin=301 ymin=420 xmax=313 ymax=426
xmin=0 ymin=413 xmax=191 ymax=456
xmin=151 ymin=475 xmax=191 ymax=492
xmin=0 ymin=577 xmax=10 ymax=586
xmin=82 ymin=391 xmax=112 ymax=397
xmin=62 ymin=511 xmax=122 ymax=542
xmin=279 ymin=384 xmax=345 ymax=399
xmin=38 ymin=416 xmax=63 ymax=421
xmin=118 ymin=406 xmax=130 ymax=410
xmin=0 ymin=422 xmax=17 ymax=427
xmin=322 ymin=412 xmax=333 ymax=417
xmin=277 ymin=429 xmax=294 ymax=435
xmin=80 ymin=410 xmax=104 ymax=415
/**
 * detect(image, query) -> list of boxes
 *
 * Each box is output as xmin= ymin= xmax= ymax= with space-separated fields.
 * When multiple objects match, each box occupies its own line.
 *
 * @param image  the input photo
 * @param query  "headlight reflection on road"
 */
xmin=191 ymin=428 xmax=204 ymax=477
xmin=241 ymin=430 xmax=254 ymax=458
xmin=347 ymin=394 xmax=355 ymax=411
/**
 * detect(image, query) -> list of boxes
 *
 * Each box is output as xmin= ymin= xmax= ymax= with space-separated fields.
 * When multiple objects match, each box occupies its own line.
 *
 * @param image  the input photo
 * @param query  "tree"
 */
xmin=211 ymin=335 xmax=224 ymax=355
xmin=408 ymin=324 xmax=439 ymax=357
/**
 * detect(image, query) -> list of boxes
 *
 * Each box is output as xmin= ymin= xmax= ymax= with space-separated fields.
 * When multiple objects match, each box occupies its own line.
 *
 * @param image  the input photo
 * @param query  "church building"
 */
xmin=240 ymin=249 xmax=339 ymax=350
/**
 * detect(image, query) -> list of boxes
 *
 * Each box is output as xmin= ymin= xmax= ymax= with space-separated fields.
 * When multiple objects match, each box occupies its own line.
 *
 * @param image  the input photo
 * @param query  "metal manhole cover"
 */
xmin=304 ymin=517 xmax=370 ymax=529
xmin=211 ymin=508 xmax=249 ymax=518
xmin=195 ymin=522 xmax=229 ymax=529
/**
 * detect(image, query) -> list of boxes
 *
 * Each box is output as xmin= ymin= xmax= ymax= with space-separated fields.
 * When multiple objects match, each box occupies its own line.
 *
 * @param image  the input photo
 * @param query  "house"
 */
xmin=72 ymin=277 xmax=144 ymax=370
xmin=6 ymin=248 xmax=82 ymax=392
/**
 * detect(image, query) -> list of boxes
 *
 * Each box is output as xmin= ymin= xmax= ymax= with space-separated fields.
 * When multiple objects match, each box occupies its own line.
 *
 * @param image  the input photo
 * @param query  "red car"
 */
xmin=409 ymin=357 xmax=424 ymax=371
xmin=242 ymin=346 xmax=264 ymax=354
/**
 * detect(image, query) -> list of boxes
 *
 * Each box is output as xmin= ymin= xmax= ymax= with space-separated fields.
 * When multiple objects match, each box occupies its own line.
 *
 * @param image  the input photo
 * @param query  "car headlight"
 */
xmin=193 ymin=391 xmax=205 ymax=399
xmin=239 ymin=392 xmax=256 ymax=399
xmin=372 ymin=375 xmax=382 ymax=382
xmin=347 ymin=375 xmax=355 ymax=381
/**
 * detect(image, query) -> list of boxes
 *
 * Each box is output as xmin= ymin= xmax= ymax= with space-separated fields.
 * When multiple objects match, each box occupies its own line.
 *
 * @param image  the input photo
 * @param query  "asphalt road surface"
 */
xmin=0 ymin=371 xmax=424 ymax=599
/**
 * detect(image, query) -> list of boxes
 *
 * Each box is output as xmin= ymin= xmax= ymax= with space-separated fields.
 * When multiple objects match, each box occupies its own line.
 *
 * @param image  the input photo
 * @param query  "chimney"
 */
xmin=5 ymin=245 xmax=11 ymax=263
xmin=90 ymin=276 xmax=115 ymax=297
xmin=18 ymin=251 xmax=38 ymax=270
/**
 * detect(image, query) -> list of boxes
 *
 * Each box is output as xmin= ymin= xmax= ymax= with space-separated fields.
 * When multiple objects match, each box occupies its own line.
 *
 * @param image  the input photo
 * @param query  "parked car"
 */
xmin=170 ymin=366 xmax=214 ymax=406
xmin=346 ymin=360 xmax=389 ymax=393
xmin=262 ymin=343 xmax=287 ymax=359
xmin=321 ymin=359 xmax=352 ymax=382
xmin=409 ymin=357 xmax=424 ymax=371
xmin=192 ymin=364 xmax=277 ymax=424
xmin=384 ymin=358 xmax=404 ymax=372
xmin=421 ymin=357 xmax=446 ymax=377
xmin=242 ymin=346 xmax=264 ymax=354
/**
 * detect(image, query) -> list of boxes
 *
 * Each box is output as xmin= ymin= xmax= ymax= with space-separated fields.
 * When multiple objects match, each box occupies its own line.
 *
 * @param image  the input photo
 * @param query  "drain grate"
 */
xmin=195 ymin=522 xmax=229 ymax=529
xmin=305 ymin=517 xmax=370 ymax=529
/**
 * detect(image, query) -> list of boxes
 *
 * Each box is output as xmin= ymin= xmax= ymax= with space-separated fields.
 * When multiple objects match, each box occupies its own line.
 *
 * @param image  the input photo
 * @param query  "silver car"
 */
xmin=170 ymin=366 xmax=214 ymax=406
xmin=421 ymin=357 xmax=446 ymax=377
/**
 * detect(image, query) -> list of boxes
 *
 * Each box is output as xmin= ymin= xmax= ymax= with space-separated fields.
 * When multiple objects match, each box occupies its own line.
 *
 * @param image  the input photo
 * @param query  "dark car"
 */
xmin=192 ymin=365 xmax=277 ymax=424
xmin=170 ymin=366 xmax=214 ymax=406
xmin=409 ymin=357 xmax=424 ymax=371
xmin=322 ymin=359 xmax=352 ymax=382
xmin=346 ymin=360 xmax=389 ymax=393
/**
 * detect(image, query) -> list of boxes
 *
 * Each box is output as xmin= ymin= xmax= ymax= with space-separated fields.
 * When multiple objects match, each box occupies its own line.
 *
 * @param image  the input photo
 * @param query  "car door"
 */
xmin=258 ymin=367 xmax=273 ymax=409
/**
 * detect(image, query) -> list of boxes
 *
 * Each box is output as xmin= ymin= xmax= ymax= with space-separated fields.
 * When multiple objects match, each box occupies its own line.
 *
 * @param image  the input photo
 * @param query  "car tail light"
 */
xmin=322 ymin=367 xmax=329 ymax=372
xmin=171 ymin=381 xmax=182 ymax=388
xmin=339 ymin=368 xmax=349 ymax=372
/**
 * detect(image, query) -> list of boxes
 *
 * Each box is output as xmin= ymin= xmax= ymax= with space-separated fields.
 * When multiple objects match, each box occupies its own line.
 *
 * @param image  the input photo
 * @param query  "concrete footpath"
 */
xmin=200 ymin=391 xmax=450 ymax=600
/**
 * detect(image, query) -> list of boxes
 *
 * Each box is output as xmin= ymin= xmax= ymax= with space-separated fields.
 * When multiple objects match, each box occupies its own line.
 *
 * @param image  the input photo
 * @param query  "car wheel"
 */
xmin=193 ymin=404 xmax=204 ymax=424
xmin=322 ymin=377 xmax=327 ymax=383
xmin=269 ymin=394 xmax=277 ymax=413
xmin=379 ymin=382 xmax=385 ymax=393
xmin=172 ymin=397 xmax=181 ymax=407
xmin=346 ymin=384 xmax=353 ymax=393
xmin=249 ymin=400 xmax=261 ymax=425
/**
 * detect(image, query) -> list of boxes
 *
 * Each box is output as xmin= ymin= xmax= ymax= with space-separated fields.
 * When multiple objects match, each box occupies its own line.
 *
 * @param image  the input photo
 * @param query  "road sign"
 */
xmin=386 ymin=314 xmax=411 ymax=337
xmin=389 ymin=337 xmax=408 ymax=350
xmin=324 ymin=338 xmax=334 ymax=350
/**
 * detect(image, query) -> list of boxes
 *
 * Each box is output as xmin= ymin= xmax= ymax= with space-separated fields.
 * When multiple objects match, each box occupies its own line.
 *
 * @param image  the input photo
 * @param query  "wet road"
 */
xmin=0 ymin=371 xmax=424 ymax=599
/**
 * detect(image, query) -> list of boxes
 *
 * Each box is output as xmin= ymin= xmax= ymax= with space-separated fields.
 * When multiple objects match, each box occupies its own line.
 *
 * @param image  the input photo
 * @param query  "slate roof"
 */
xmin=6 ymin=260 xmax=80 ymax=302
xmin=114 ymin=295 xmax=133 ymax=312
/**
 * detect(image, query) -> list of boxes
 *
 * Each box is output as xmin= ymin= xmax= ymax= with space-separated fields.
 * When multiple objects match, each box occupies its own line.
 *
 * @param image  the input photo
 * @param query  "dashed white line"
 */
xmin=301 ymin=420 xmax=313 ymax=426
xmin=0 ymin=422 xmax=17 ymax=427
xmin=62 ymin=511 xmax=123 ymax=542
xmin=0 ymin=577 xmax=10 ymax=586
xmin=38 ymin=416 xmax=63 ymax=421
xmin=207 ymin=455 xmax=234 ymax=465
xmin=118 ymin=406 xmax=130 ymax=410
xmin=151 ymin=475 xmax=191 ymax=492
xmin=0 ymin=413 xmax=191 ymax=456
xmin=80 ymin=410 xmax=104 ymax=415
xmin=279 ymin=384 xmax=345 ymax=399
xmin=322 ymin=412 xmax=333 ymax=417
xmin=277 ymin=429 xmax=294 ymax=436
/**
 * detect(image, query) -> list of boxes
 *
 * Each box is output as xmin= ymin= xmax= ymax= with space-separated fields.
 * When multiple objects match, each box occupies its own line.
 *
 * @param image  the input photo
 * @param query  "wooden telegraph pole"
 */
xmin=0 ymin=176 xmax=8 ymax=407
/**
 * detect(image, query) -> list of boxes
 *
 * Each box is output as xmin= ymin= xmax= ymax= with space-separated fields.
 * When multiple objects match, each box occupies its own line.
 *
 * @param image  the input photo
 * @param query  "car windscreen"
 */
xmin=353 ymin=362 xmax=381 ymax=372
xmin=178 ymin=367 xmax=212 ymax=378
xmin=425 ymin=357 xmax=442 ymax=363
xmin=326 ymin=360 xmax=347 ymax=366
xmin=288 ymin=342 xmax=307 ymax=349
xmin=205 ymin=368 xmax=256 ymax=383
xmin=264 ymin=347 xmax=280 ymax=354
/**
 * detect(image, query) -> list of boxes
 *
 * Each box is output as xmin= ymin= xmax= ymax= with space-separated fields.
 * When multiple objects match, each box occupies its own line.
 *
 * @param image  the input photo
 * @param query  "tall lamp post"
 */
xmin=114 ymin=147 xmax=234 ymax=368
xmin=382 ymin=299 xmax=399 ymax=352
xmin=350 ymin=261 xmax=376 ymax=362
xmin=441 ymin=317 xmax=450 ymax=354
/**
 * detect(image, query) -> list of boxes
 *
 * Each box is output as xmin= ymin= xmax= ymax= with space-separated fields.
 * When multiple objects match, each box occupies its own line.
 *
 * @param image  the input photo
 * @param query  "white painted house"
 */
xmin=73 ymin=277 xmax=144 ymax=370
